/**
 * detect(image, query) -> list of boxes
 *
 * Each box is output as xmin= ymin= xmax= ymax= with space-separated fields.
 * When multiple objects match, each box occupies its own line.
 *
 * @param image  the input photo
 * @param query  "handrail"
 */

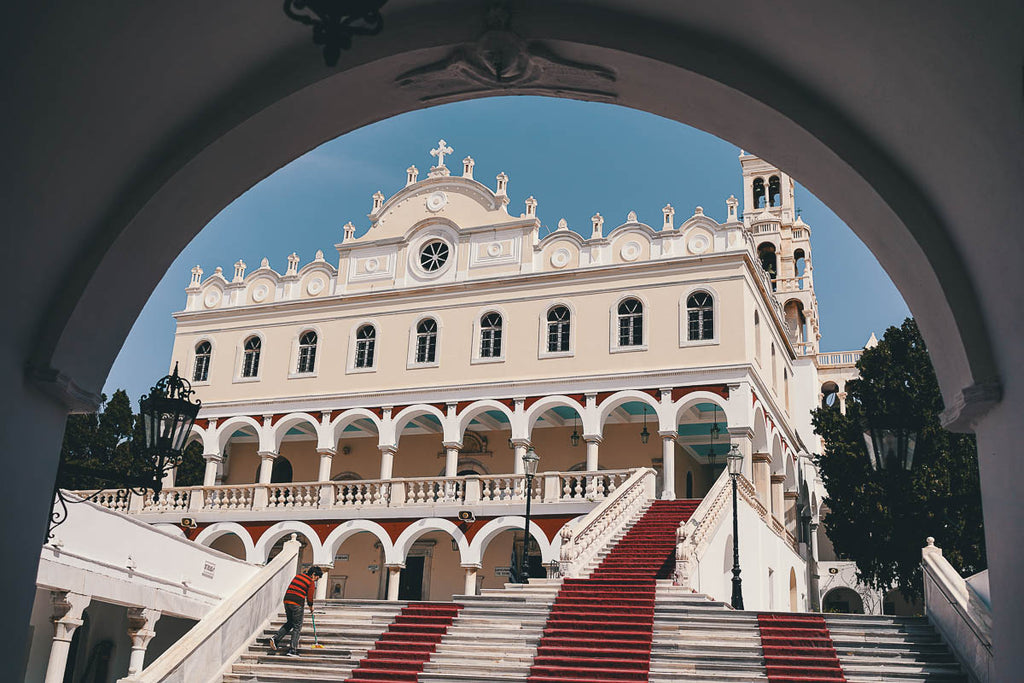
xmin=120 ymin=536 xmax=300 ymax=683
xmin=558 ymin=467 xmax=656 ymax=578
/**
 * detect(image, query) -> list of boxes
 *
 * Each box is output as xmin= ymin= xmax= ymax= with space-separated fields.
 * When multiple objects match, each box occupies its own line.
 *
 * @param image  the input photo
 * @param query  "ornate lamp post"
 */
xmin=862 ymin=423 xmax=918 ymax=471
xmin=48 ymin=364 xmax=201 ymax=540
xmin=519 ymin=447 xmax=540 ymax=583
xmin=640 ymin=406 xmax=650 ymax=444
xmin=726 ymin=444 xmax=745 ymax=610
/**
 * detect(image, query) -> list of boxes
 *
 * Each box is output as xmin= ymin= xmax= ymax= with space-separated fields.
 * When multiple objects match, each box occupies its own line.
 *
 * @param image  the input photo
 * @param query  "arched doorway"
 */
xmin=823 ymin=587 xmax=865 ymax=614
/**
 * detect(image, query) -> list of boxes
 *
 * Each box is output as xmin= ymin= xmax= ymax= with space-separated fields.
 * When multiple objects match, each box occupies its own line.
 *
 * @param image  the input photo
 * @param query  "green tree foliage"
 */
xmin=811 ymin=319 xmax=986 ymax=600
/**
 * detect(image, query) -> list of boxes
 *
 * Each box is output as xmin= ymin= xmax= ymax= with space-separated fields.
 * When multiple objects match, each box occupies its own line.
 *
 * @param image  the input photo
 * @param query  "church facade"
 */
xmin=109 ymin=143 xmax=844 ymax=610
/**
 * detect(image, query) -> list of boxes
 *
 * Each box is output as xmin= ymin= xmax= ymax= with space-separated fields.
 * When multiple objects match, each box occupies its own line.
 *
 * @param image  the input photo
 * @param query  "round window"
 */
xmin=419 ymin=240 xmax=450 ymax=272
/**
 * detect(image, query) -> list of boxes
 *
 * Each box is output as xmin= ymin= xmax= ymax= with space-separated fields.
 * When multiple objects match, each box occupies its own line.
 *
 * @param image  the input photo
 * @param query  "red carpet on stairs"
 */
xmin=757 ymin=613 xmax=847 ymax=682
xmin=344 ymin=602 xmax=463 ymax=682
xmin=527 ymin=499 xmax=700 ymax=683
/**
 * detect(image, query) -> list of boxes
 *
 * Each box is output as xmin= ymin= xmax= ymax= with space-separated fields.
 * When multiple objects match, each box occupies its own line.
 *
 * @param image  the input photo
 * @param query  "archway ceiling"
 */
xmin=5 ymin=2 xmax=1019 ymax=432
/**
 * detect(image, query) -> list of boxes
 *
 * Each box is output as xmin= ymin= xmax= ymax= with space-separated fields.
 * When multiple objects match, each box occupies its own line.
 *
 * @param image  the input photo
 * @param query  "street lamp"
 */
xmin=570 ymin=414 xmax=581 ymax=447
xmin=726 ymin=444 xmax=744 ymax=610
xmin=862 ymin=424 xmax=918 ymax=471
xmin=519 ymin=447 xmax=540 ymax=583
xmin=48 ymin=363 xmax=201 ymax=540
xmin=640 ymin=406 xmax=650 ymax=444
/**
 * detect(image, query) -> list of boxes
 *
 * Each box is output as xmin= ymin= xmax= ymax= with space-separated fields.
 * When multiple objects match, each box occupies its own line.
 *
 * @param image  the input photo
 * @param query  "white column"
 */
xmin=379 ymin=446 xmax=396 ymax=480
xmin=317 ymin=448 xmax=335 ymax=481
xmin=462 ymin=565 xmax=480 ymax=596
xmin=443 ymin=443 xmax=461 ymax=478
xmin=660 ymin=432 xmax=677 ymax=500
xmin=584 ymin=436 xmax=601 ymax=471
xmin=752 ymin=453 xmax=772 ymax=507
xmin=386 ymin=564 xmax=403 ymax=601
xmin=511 ymin=440 xmax=528 ymax=475
xmin=257 ymin=451 xmax=277 ymax=484
xmin=126 ymin=607 xmax=162 ymax=676
xmin=314 ymin=567 xmax=331 ymax=600
xmin=44 ymin=591 xmax=90 ymax=683
xmin=770 ymin=474 xmax=786 ymax=523
xmin=202 ymin=453 xmax=221 ymax=487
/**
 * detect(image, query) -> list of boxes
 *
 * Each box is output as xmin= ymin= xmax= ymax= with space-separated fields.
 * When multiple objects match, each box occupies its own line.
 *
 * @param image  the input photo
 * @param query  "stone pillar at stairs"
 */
xmin=752 ymin=452 xmax=771 ymax=508
xmin=386 ymin=564 xmax=404 ymax=601
xmin=44 ymin=591 xmax=91 ymax=683
xmin=462 ymin=564 xmax=480 ymax=596
xmin=126 ymin=607 xmax=162 ymax=676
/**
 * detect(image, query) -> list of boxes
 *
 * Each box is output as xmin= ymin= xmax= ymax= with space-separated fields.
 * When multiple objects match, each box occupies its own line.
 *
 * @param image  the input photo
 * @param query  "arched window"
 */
xmin=547 ymin=306 xmax=571 ymax=353
xmin=415 ymin=319 xmax=437 ymax=364
xmin=821 ymin=382 xmax=840 ymax=409
xmin=354 ymin=325 xmax=376 ymax=368
xmin=193 ymin=341 xmax=211 ymax=382
xmin=297 ymin=331 xmax=317 ymax=373
xmin=617 ymin=298 xmax=643 ymax=347
xmin=686 ymin=291 xmax=714 ymax=341
xmin=752 ymin=177 xmax=766 ymax=209
xmin=754 ymin=311 xmax=762 ymax=363
xmin=794 ymin=248 xmax=807 ymax=289
xmin=242 ymin=336 xmax=261 ymax=378
xmin=768 ymin=175 xmax=782 ymax=207
xmin=758 ymin=242 xmax=778 ymax=288
xmin=480 ymin=313 xmax=502 ymax=358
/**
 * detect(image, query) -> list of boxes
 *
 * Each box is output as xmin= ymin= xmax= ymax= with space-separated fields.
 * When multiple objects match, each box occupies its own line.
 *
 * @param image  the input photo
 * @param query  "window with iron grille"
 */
xmin=686 ymin=291 xmax=714 ymax=340
xmin=193 ymin=341 xmax=211 ymax=382
xmin=354 ymin=325 xmax=375 ymax=368
xmin=617 ymin=298 xmax=643 ymax=346
xmin=297 ymin=331 xmax=317 ymax=373
xmin=480 ymin=313 xmax=503 ymax=358
xmin=242 ymin=336 xmax=261 ymax=378
xmin=415 ymin=319 xmax=437 ymax=363
xmin=547 ymin=306 xmax=571 ymax=353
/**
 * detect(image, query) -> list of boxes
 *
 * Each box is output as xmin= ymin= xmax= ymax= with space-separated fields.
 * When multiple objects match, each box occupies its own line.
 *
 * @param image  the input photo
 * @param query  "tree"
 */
xmin=811 ymin=319 xmax=986 ymax=601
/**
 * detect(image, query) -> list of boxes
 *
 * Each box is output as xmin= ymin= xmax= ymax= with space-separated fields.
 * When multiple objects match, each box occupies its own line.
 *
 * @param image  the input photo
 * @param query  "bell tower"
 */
xmin=739 ymin=151 xmax=820 ymax=356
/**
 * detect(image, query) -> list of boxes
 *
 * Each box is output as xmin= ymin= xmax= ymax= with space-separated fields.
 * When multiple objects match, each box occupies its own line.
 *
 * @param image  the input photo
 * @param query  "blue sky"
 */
xmin=103 ymin=97 xmax=910 ymax=403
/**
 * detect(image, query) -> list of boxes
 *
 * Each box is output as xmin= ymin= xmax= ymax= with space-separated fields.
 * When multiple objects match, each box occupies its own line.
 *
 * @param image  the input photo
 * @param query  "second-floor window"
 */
xmin=480 ymin=312 xmax=503 ymax=358
xmin=547 ymin=306 xmax=571 ymax=353
xmin=686 ymin=291 xmax=715 ymax=341
xmin=355 ymin=325 xmax=376 ymax=368
xmin=297 ymin=331 xmax=317 ymax=373
xmin=617 ymin=298 xmax=643 ymax=347
xmin=415 ymin=319 xmax=437 ymax=363
xmin=242 ymin=336 xmax=261 ymax=378
xmin=193 ymin=341 xmax=211 ymax=382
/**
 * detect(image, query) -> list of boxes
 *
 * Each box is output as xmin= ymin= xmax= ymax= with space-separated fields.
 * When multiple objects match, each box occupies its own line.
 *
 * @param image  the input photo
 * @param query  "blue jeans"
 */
xmin=273 ymin=602 xmax=305 ymax=652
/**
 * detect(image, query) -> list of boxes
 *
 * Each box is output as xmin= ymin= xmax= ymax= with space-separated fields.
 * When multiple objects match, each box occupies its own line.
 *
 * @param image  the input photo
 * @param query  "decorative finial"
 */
xmin=372 ymin=191 xmax=384 ymax=213
xmin=343 ymin=221 xmax=356 ymax=240
xmin=591 ymin=213 xmax=604 ymax=237
xmin=233 ymin=260 xmax=246 ymax=282
xmin=286 ymin=253 xmax=299 ymax=276
xmin=406 ymin=165 xmax=419 ymax=186
xmin=495 ymin=172 xmax=508 ymax=196
xmin=189 ymin=265 xmax=204 ymax=287
xmin=260 ymin=257 xmax=269 ymax=269
xmin=557 ymin=218 xmax=568 ymax=231
xmin=462 ymin=156 xmax=475 ymax=179
xmin=662 ymin=204 xmax=675 ymax=231
xmin=525 ymin=196 xmax=537 ymax=217
xmin=926 ymin=536 xmax=935 ymax=547
xmin=726 ymin=195 xmax=739 ymax=222
xmin=694 ymin=206 xmax=704 ymax=216
xmin=314 ymin=249 xmax=325 ymax=261
xmin=627 ymin=210 xmax=637 ymax=223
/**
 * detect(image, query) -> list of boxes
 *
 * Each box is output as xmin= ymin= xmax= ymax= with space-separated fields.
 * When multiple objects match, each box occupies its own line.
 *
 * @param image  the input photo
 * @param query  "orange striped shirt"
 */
xmin=284 ymin=573 xmax=316 ymax=606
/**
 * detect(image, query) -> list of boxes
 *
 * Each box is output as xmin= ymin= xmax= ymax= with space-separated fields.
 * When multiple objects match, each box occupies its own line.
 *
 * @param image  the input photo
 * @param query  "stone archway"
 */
xmin=6 ymin=5 xmax=1021 ymax=677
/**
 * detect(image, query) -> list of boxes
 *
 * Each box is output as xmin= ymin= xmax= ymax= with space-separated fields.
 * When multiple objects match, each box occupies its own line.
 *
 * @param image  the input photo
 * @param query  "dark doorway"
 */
xmin=398 ymin=556 xmax=425 ymax=600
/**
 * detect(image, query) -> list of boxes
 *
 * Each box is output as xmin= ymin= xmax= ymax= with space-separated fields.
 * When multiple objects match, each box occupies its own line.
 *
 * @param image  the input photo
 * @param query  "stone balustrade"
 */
xmin=75 ymin=469 xmax=635 ymax=518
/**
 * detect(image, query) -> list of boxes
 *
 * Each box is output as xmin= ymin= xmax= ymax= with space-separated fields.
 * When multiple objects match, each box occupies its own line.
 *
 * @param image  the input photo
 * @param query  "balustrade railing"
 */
xmin=817 ymin=350 xmax=862 ymax=367
xmin=73 ymin=469 xmax=635 ymax=517
xmin=558 ymin=468 xmax=657 ymax=578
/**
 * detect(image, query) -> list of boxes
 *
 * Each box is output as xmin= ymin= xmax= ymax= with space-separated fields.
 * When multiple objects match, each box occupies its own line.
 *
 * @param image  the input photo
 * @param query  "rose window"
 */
xmin=419 ymin=240 xmax=450 ymax=272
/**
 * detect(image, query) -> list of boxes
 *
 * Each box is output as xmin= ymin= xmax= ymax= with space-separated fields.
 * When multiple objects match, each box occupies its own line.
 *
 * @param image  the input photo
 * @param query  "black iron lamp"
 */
xmin=726 ymin=443 xmax=745 ymax=610
xmin=47 ymin=363 xmax=202 ymax=541
xmin=862 ymin=423 xmax=917 ymax=471
xmin=640 ymin=406 xmax=650 ymax=444
xmin=570 ymin=414 xmax=581 ymax=447
xmin=519 ymin=447 xmax=540 ymax=583
xmin=707 ymin=405 xmax=721 ymax=465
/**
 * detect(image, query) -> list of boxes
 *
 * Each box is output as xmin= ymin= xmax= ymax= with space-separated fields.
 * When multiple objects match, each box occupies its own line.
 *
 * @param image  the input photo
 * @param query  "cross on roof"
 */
xmin=430 ymin=139 xmax=453 ymax=168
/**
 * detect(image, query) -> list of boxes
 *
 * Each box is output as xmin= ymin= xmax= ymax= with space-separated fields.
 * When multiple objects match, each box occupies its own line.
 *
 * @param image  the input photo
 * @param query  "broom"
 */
xmin=309 ymin=605 xmax=325 ymax=649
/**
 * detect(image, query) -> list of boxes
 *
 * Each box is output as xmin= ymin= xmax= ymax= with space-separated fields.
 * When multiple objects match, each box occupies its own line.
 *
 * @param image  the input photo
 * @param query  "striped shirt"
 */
xmin=283 ymin=572 xmax=317 ymax=606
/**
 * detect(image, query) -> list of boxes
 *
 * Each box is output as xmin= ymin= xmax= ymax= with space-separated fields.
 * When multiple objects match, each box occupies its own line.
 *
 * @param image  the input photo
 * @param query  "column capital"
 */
xmin=384 ymin=562 xmax=405 ymax=570
xmin=257 ymin=450 xmax=278 ymax=460
xmin=582 ymin=434 xmax=603 ymax=444
xmin=379 ymin=444 xmax=398 ymax=455
xmin=203 ymin=452 xmax=223 ymax=463
xmin=752 ymin=452 xmax=772 ymax=463
xmin=770 ymin=473 xmax=787 ymax=483
xmin=460 ymin=563 xmax=483 ymax=570
xmin=509 ymin=438 xmax=531 ymax=448
xmin=442 ymin=441 xmax=463 ymax=450
xmin=783 ymin=489 xmax=799 ymax=498
xmin=728 ymin=426 xmax=755 ymax=439
xmin=51 ymin=591 xmax=90 ymax=641
xmin=658 ymin=430 xmax=677 ymax=440
xmin=317 ymin=447 xmax=336 ymax=456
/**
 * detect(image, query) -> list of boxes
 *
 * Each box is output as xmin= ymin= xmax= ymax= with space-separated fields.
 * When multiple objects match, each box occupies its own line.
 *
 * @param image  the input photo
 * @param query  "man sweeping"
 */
xmin=268 ymin=566 xmax=323 ymax=656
